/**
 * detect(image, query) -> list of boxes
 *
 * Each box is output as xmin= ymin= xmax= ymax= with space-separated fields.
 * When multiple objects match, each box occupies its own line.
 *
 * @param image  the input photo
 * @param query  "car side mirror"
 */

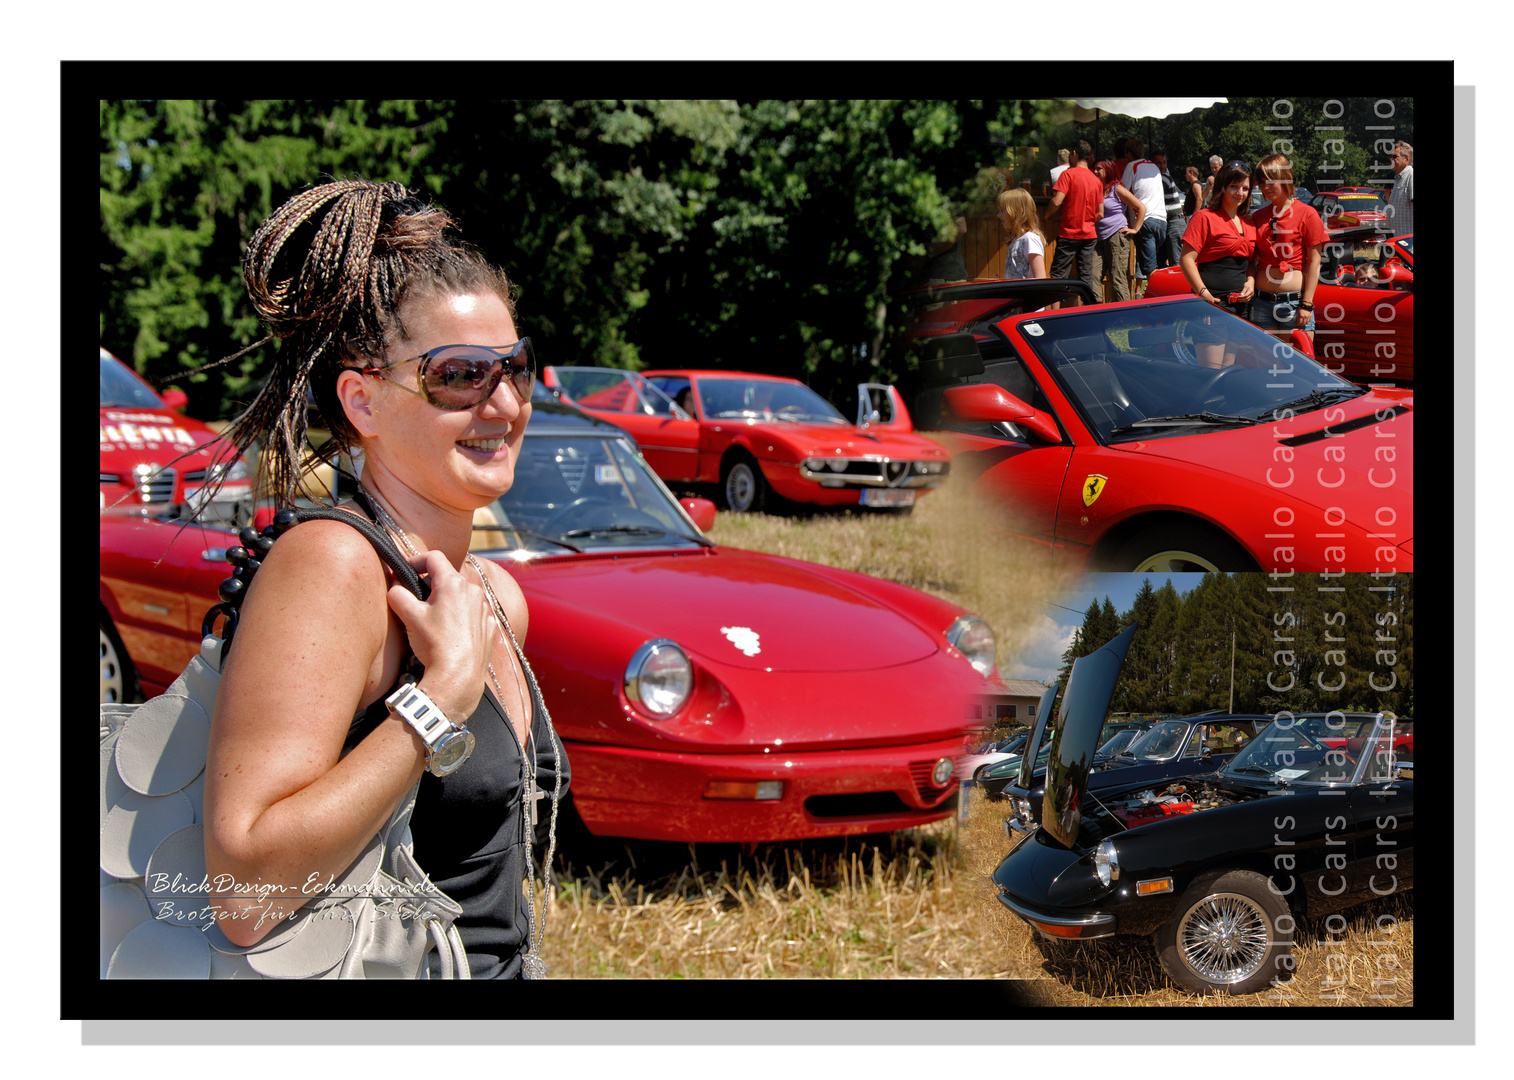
xmin=1289 ymin=328 xmax=1316 ymax=360
xmin=680 ymin=497 xmax=718 ymax=533
xmin=160 ymin=387 xmax=189 ymax=412
xmin=941 ymin=384 xmax=1061 ymax=444
xmin=1378 ymin=263 xmax=1413 ymax=290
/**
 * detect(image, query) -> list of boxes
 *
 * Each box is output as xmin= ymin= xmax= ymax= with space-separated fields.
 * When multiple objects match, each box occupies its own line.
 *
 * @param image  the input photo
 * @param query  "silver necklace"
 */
xmin=361 ymin=487 xmax=561 ymax=979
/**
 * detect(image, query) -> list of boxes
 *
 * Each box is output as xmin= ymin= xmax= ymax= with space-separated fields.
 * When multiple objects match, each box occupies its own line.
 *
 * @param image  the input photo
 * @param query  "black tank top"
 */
xmin=348 ymin=630 xmax=569 ymax=979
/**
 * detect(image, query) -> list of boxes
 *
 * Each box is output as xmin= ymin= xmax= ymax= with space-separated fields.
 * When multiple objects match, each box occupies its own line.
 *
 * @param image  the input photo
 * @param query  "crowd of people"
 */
xmin=991 ymin=137 xmax=1414 ymax=361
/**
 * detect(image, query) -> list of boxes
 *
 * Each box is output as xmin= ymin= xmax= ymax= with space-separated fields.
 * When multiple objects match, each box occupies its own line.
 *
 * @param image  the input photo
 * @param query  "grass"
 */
xmin=531 ymin=469 xmax=1412 ymax=999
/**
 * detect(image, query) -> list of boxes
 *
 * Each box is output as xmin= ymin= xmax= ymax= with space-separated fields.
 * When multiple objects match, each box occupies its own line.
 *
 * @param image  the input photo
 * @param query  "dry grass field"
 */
xmin=534 ymin=472 xmax=1413 ymax=1000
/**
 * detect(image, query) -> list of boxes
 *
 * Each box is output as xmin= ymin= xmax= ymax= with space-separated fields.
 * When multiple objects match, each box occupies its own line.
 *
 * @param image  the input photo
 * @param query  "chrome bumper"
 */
xmin=996 ymin=890 xmax=1118 ymax=940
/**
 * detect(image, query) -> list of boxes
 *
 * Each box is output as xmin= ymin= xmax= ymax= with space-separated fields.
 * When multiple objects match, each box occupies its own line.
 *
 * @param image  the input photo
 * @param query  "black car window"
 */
xmin=101 ymin=356 xmax=164 ymax=409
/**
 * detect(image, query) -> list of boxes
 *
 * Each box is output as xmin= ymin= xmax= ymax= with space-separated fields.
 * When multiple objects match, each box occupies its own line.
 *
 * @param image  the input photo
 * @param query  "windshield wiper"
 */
xmin=1260 ymin=387 xmax=1367 ymax=419
xmin=1109 ymin=411 xmax=1258 ymax=435
xmin=561 ymin=524 xmax=700 ymax=543
xmin=475 ymin=526 xmax=583 ymax=553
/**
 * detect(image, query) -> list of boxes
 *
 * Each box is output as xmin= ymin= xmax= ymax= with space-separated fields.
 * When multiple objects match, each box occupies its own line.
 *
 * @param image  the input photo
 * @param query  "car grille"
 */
xmin=135 ymin=466 xmax=176 ymax=502
xmin=804 ymin=790 xmax=960 ymax=819
xmin=908 ymin=760 xmax=955 ymax=800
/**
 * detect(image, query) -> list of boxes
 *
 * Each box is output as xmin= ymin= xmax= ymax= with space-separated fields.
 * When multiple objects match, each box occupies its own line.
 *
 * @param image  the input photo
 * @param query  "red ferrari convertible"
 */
xmin=546 ymin=366 xmax=951 ymax=513
xmin=906 ymin=282 xmax=1412 ymax=573
xmin=100 ymin=402 xmax=994 ymax=843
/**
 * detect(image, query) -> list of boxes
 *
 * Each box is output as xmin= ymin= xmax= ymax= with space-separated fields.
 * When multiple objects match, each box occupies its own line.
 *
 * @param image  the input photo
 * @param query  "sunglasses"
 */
xmin=361 ymin=339 xmax=535 ymax=410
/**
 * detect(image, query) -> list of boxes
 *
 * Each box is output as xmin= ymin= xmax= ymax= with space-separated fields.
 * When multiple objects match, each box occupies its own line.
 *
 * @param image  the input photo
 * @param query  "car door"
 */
xmin=609 ymin=373 xmax=702 ymax=481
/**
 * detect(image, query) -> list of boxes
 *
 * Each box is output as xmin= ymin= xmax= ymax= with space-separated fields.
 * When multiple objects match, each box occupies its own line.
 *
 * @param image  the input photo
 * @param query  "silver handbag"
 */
xmin=99 ymin=509 xmax=471 ymax=979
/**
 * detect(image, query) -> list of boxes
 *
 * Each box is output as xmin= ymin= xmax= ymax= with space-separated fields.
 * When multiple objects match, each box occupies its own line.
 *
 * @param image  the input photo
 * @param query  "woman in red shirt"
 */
xmin=1248 ymin=153 xmax=1327 ymax=343
xmin=1179 ymin=160 xmax=1257 ymax=368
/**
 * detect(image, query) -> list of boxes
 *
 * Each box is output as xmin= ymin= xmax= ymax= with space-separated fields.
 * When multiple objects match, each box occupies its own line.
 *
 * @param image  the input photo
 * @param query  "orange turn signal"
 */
xmin=1034 ymin=922 xmax=1084 ymax=939
xmin=1136 ymin=878 xmax=1174 ymax=896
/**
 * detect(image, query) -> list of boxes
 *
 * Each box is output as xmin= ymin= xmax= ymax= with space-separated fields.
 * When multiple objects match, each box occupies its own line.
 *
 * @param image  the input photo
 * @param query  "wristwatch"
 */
xmin=386 ymin=680 xmax=476 ymax=777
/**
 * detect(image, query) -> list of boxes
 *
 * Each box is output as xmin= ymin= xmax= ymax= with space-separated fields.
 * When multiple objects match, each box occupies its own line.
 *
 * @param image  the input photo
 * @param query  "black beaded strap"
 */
xmin=202 ymin=507 xmax=429 ymax=652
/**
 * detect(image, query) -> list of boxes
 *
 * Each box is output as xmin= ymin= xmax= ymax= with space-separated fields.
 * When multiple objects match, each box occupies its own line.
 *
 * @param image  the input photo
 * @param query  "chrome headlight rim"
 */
xmin=1093 ymin=838 xmax=1121 ymax=888
xmin=623 ymin=638 xmax=694 ymax=720
xmin=946 ymin=614 xmax=996 ymax=676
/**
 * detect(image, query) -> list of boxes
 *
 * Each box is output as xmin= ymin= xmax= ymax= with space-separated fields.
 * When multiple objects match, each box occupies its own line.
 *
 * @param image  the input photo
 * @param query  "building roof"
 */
xmin=986 ymin=678 xmax=1052 ymax=698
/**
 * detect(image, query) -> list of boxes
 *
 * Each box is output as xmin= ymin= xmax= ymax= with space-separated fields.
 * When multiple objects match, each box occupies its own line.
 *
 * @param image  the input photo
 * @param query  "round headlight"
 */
xmin=624 ymin=638 xmax=693 ymax=720
xmin=932 ymin=757 xmax=954 ymax=786
xmin=1093 ymin=838 xmax=1120 ymax=887
xmin=802 ymin=457 xmax=826 ymax=472
xmin=827 ymin=458 xmax=849 ymax=471
xmin=946 ymin=615 xmax=996 ymax=676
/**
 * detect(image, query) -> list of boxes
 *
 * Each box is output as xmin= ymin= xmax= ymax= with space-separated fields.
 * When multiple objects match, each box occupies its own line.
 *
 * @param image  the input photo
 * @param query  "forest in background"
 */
xmin=1052 ymin=573 xmax=1412 ymax=719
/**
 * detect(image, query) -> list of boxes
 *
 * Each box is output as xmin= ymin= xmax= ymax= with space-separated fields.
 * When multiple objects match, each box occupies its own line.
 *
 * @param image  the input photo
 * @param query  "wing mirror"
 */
xmin=160 ymin=387 xmax=189 ymax=412
xmin=941 ymin=384 xmax=1061 ymax=444
xmin=1377 ymin=262 xmax=1413 ymax=289
xmin=679 ymin=497 xmax=718 ymax=533
xmin=1289 ymin=328 xmax=1316 ymax=360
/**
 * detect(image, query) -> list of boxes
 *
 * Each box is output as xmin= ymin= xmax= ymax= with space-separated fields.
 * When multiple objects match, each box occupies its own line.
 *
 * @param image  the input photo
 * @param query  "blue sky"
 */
xmin=1004 ymin=573 xmax=1212 ymax=683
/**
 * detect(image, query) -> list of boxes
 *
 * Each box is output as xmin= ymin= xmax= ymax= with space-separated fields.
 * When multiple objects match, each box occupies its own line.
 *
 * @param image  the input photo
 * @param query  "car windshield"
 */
xmin=553 ymin=368 xmax=684 ymax=417
xmin=1096 ymin=729 xmax=1139 ymax=758
xmin=1120 ymin=720 xmax=1190 ymax=761
xmin=479 ymin=434 xmax=709 ymax=555
xmin=101 ymin=355 xmax=164 ymax=409
xmin=1015 ymin=298 xmax=1364 ymax=443
xmin=1397 ymin=235 xmax=1414 ymax=255
xmin=695 ymin=378 xmax=848 ymax=424
xmin=1219 ymin=714 xmax=1401 ymax=787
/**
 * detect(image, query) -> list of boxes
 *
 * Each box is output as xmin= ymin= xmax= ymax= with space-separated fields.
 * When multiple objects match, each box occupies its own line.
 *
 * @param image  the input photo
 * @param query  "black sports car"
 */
xmin=991 ymin=624 xmax=1413 ymax=995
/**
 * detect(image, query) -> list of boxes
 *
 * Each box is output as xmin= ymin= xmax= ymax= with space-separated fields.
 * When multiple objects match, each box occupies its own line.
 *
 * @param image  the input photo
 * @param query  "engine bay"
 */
xmin=1107 ymin=781 xmax=1241 ymax=827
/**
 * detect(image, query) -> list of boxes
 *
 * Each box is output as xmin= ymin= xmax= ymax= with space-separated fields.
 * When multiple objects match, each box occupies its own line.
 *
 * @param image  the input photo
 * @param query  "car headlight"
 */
xmin=624 ymin=638 xmax=693 ymax=720
xmin=222 ymin=459 xmax=250 ymax=483
xmin=1093 ymin=838 xmax=1120 ymax=887
xmin=946 ymin=615 xmax=996 ymax=676
xmin=802 ymin=457 xmax=826 ymax=472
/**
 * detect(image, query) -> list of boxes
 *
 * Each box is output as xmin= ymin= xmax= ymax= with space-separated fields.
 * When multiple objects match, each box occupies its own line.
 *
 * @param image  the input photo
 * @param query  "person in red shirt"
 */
xmin=1045 ymin=139 xmax=1104 ymax=301
xmin=1247 ymin=153 xmax=1328 ymax=344
xmin=1179 ymin=160 xmax=1257 ymax=368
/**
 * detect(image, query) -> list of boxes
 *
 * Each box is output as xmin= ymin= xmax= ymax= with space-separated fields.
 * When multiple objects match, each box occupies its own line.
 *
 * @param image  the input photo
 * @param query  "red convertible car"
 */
xmin=545 ymin=366 xmax=951 ymax=513
xmin=1309 ymin=188 xmax=1388 ymax=230
xmin=907 ymin=282 xmax=1413 ymax=573
xmin=100 ymin=402 xmax=994 ymax=843
xmin=1146 ymin=227 xmax=1413 ymax=385
xmin=100 ymin=348 xmax=252 ymax=520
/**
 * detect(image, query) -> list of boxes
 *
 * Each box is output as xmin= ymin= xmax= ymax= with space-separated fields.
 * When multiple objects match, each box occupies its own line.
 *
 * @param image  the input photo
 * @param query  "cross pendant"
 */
xmin=526 ymin=777 xmax=547 ymax=828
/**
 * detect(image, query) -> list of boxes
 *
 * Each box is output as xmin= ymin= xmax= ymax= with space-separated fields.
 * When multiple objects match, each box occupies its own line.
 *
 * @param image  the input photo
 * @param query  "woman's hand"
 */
xmin=385 ymin=549 xmax=491 ymax=722
xmin=1121 ymin=226 xmax=1139 ymax=236
xmin=1295 ymin=305 xmax=1312 ymax=327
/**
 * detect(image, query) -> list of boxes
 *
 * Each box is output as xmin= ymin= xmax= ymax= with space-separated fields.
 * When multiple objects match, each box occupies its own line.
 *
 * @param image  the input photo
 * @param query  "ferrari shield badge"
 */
xmin=1082 ymin=475 xmax=1108 ymax=507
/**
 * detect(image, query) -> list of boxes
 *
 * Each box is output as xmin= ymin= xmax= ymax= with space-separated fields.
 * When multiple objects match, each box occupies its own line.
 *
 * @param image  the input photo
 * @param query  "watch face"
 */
xmin=430 ymin=729 xmax=477 ymax=776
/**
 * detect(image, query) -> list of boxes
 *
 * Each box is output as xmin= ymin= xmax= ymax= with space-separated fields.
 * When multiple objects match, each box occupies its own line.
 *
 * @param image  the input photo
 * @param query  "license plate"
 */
xmin=860 ymin=489 xmax=915 ymax=508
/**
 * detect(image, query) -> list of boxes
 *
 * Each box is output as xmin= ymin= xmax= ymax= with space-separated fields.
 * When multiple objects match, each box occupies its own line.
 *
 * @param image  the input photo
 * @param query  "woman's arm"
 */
xmin=1115 ymin=184 xmax=1145 ymax=234
xmin=1300 ymin=244 xmax=1322 ymax=325
xmin=203 ymin=520 xmax=492 ymax=946
xmin=1181 ymin=244 xmax=1223 ymax=307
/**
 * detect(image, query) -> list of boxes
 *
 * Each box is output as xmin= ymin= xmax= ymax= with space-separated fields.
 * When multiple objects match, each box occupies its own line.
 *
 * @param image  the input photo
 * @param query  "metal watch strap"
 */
xmin=386 ymin=681 xmax=460 ymax=755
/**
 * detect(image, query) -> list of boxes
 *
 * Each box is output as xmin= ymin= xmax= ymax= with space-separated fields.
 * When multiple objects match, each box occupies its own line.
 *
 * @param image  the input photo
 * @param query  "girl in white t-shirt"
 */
xmin=996 ymin=187 xmax=1047 ymax=280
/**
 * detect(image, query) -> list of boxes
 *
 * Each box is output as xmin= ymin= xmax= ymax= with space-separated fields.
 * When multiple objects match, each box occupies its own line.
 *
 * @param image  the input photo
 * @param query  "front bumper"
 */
xmin=565 ymin=734 xmax=964 ymax=842
xmin=996 ymin=889 xmax=1118 ymax=940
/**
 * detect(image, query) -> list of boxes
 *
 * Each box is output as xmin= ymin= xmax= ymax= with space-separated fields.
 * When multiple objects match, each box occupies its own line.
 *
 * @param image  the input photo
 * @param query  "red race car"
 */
xmin=1146 ymin=227 xmax=1414 ymax=385
xmin=546 ymin=366 xmax=951 ymax=513
xmin=100 ymin=347 xmax=252 ymax=520
xmin=906 ymin=282 xmax=1413 ymax=573
xmin=99 ymin=401 xmax=993 ymax=843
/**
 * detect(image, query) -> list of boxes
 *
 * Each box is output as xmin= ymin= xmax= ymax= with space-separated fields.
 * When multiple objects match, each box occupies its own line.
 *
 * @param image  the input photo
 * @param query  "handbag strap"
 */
xmin=202 ymin=505 xmax=429 ymax=649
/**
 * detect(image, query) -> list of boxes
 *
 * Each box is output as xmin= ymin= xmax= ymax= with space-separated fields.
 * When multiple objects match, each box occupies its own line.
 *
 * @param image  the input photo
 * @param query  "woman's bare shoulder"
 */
xmin=475 ymin=554 xmax=530 ymax=640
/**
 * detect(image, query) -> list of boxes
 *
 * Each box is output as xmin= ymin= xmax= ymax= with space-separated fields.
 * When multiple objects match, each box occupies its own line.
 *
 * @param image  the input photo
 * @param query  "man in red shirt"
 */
xmin=1045 ymin=139 xmax=1104 ymax=301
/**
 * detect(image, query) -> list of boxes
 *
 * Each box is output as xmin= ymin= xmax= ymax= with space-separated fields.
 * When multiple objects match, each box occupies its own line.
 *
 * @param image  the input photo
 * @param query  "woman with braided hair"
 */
xmin=201 ymin=179 xmax=568 ymax=979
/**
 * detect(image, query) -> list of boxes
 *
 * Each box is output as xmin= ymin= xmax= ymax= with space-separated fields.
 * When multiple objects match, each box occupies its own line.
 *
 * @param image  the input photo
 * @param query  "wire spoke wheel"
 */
xmin=1177 ymin=892 xmax=1271 ymax=983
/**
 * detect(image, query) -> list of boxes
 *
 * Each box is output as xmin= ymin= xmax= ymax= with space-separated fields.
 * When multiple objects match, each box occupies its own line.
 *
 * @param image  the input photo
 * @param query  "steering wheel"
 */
xmin=540 ymin=496 xmax=613 ymax=534
xmin=775 ymin=404 xmax=806 ymax=418
xmin=1186 ymin=365 xmax=1241 ymax=411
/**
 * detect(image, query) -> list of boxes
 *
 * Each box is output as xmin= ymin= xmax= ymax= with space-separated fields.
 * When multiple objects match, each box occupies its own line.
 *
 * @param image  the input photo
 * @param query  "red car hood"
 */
xmin=517 ymin=548 xmax=943 ymax=673
xmin=745 ymin=422 xmax=948 ymax=460
xmin=1112 ymin=395 xmax=1413 ymax=533
xmin=100 ymin=406 xmax=222 ymax=468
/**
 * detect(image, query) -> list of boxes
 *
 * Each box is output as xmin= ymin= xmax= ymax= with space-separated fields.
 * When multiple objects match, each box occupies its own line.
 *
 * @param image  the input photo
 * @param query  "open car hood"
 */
xmin=1013 ymin=682 xmax=1063 ymax=792
xmin=1041 ymin=624 xmax=1136 ymax=849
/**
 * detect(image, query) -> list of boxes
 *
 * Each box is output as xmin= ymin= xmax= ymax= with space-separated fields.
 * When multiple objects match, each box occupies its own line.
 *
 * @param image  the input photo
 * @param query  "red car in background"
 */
xmin=547 ymin=366 xmax=951 ymax=513
xmin=905 ymin=282 xmax=1413 ymax=573
xmin=100 ymin=348 xmax=251 ymax=519
xmin=100 ymin=402 xmax=994 ymax=842
xmin=1309 ymin=188 xmax=1388 ymax=230
xmin=1145 ymin=227 xmax=1414 ymax=385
